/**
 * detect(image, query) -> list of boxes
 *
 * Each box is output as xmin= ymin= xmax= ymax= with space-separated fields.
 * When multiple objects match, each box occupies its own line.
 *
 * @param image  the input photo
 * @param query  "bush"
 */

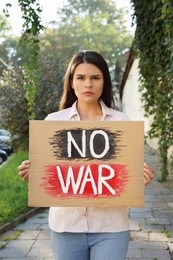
xmin=0 ymin=65 xmax=60 ymax=151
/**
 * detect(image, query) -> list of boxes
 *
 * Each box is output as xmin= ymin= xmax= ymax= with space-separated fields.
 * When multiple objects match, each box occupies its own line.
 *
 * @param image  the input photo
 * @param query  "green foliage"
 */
xmin=56 ymin=0 xmax=132 ymax=72
xmin=1 ymin=1 xmax=44 ymax=120
xmin=0 ymin=9 xmax=12 ymax=47
xmin=0 ymin=3 xmax=11 ymax=29
xmin=160 ymin=229 xmax=171 ymax=238
xmin=0 ymin=14 xmax=9 ymax=32
xmin=0 ymin=0 xmax=132 ymax=150
xmin=2 ymin=3 xmax=12 ymax=18
xmin=0 ymin=61 xmax=59 ymax=150
xmin=18 ymin=0 xmax=44 ymax=119
xmin=0 ymin=68 xmax=29 ymax=150
xmin=0 ymin=151 xmax=29 ymax=226
xmin=131 ymin=0 xmax=173 ymax=181
xmin=1 ymin=230 xmax=23 ymax=242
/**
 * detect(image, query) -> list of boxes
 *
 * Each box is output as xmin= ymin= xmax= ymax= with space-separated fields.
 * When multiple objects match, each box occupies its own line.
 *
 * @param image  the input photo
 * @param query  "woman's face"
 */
xmin=72 ymin=63 xmax=104 ymax=104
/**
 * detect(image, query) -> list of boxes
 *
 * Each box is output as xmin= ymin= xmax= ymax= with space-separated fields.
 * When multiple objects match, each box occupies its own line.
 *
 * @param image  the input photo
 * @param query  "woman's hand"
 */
xmin=144 ymin=163 xmax=154 ymax=186
xmin=18 ymin=160 xmax=30 ymax=182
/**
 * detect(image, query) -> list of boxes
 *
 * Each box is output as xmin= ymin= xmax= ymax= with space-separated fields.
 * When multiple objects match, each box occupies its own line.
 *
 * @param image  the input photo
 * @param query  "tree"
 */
xmin=0 ymin=0 xmax=133 ymax=150
xmin=131 ymin=0 xmax=173 ymax=181
xmin=0 ymin=12 xmax=13 ymax=75
xmin=17 ymin=0 xmax=44 ymax=119
xmin=0 ymin=61 xmax=60 ymax=150
xmin=0 ymin=34 xmax=60 ymax=150
xmin=0 ymin=67 xmax=29 ymax=149
xmin=41 ymin=0 xmax=132 ymax=99
xmin=56 ymin=0 xmax=132 ymax=72
xmin=1 ymin=0 xmax=44 ymax=119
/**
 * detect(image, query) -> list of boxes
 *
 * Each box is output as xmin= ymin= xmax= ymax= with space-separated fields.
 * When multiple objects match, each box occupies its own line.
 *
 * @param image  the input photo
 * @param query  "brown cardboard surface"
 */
xmin=28 ymin=120 xmax=144 ymax=207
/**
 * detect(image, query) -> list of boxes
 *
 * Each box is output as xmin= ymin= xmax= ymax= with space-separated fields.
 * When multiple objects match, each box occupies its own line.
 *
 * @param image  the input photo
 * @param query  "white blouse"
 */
xmin=45 ymin=100 xmax=130 ymax=233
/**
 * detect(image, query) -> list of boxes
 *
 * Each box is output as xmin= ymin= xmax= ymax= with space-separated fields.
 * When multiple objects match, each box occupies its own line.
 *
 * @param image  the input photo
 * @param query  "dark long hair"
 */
xmin=59 ymin=50 xmax=114 ymax=110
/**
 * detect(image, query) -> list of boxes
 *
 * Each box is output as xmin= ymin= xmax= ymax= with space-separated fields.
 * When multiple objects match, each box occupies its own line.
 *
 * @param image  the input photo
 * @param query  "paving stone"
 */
xmin=168 ymin=202 xmax=173 ymax=207
xmin=128 ymin=240 xmax=168 ymax=250
xmin=0 ymin=230 xmax=15 ymax=239
xmin=14 ymin=222 xmax=41 ymax=230
xmin=163 ymin=195 xmax=173 ymax=203
xmin=1 ymin=258 xmax=43 ymax=260
xmin=18 ymin=216 xmax=40 ymax=224
xmin=127 ymin=259 xmax=153 ymax=260
xmin=37 ymin=229 xmax=51 ymax=240
xmin=148 ymin=232 xmax=170 ymax=241
xmin=18 ymin=230 xmax=41 ymax=240
xmin=144 ymin=196 xmax=165 ymax=202
xmin=129 ymin=211 xmax=153 ymax=218
xmin=142 ymin=248 xmax=171 ymax=260
xmin=129 ymin=208 xmax=153 ymax=213
xmin=140 ymin=223 xmax=165 ymax=232
xmin=165 ymin=225 xmax=173 ymax=235
xmin=32 ymin=239 xmax=51 ymax=248
xmin=0 ymin=240 xmax=7 ymax=248
xmin=168 ymin=242 xmax=173 ymax=253
xmin=129 ymin=217 xmax=146 ymax=226
xmin=39 ymin=223 xmax=49 ymax=230
xmin=27 ymin=247 xmax=53 ymax=258
xmin=145 ymin=189 xmax=162 ymax=195
xmin=129 ymin=222 xmax=140 ymax=231
xmin=161 ymin=190 xmax=172 ymax=195
xmin=126 ymin=248 xmax=142 ymax=258
xmin=152 ymin=202 xmax=169 ymax=208
xmin=7 ymin=239 xmax=35 ymax=248
xmin=146 ymin=217 xmax=171 ymax=225
xmin=130 ymin=231 xmax=149 ymax=241
xmin=144 ymin=202 xmax=153 ymax=207
xmin=33 ymin=216 xmax=48 ymax=224
xmin=170 ymin=217 xmax=173 ymax=226
xmin=0 ymin=247 xmax=29 ymax=258
xmin=153 ymin=211 xmax=173 ymax=220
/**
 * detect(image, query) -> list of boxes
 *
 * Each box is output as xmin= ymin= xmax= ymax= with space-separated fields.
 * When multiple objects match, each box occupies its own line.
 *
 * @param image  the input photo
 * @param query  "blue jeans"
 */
xmin=51 ymin=230 xmax=129 ymax=260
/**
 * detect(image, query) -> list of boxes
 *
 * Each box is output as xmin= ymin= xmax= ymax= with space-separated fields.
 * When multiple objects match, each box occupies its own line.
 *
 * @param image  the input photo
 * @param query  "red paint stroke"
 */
xmin=41 ymin=164 xmax=129 ymax=199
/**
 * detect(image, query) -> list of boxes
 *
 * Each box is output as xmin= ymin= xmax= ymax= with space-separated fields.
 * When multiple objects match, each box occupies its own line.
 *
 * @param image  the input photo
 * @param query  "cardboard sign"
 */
xmin=28 ymin=121 xmax=144 ymax=207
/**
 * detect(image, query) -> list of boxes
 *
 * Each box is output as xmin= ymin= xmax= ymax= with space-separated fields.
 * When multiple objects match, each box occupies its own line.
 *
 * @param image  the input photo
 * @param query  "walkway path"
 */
xmin=0 ymin=145 xmax=172 ymax=259
xmin=127 ymin=145 xmax=173 ymax=260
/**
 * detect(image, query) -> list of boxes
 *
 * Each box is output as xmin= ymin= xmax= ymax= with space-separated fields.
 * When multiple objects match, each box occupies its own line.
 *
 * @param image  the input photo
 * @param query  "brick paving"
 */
xmin=0 ymin=144 xmax=173 ymax=259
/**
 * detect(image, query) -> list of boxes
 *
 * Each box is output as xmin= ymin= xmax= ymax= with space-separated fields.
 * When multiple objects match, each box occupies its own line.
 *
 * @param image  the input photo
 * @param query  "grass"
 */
xmin=160 ymin=229 xmax=172 ymax=238
xmin=1 ymin=230 xmax=23 ymax=241
xmin=0 ymin=151 xmax=30 ymax=226
xmin=0 ymin=230 xmax=23 ymax=249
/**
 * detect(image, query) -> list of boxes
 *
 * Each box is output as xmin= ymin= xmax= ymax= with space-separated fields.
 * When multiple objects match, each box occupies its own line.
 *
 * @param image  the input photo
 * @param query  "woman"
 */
xmin=18 ymin=50 xmax=153 ymax=260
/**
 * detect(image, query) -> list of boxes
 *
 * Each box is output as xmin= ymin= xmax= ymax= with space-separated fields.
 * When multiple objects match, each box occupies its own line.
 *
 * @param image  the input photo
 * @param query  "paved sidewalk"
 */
xmin=0 ymin=145 xmax=173 ymax=259
xmin=127 ymin=145 xmax=173 ymax=260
